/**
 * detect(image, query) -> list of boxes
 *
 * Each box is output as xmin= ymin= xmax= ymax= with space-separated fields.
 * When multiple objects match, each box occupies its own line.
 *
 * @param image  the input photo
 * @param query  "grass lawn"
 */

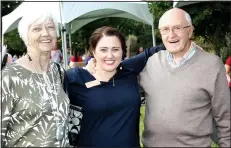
xmin=139 ymin=106 xmax=219 ymax=147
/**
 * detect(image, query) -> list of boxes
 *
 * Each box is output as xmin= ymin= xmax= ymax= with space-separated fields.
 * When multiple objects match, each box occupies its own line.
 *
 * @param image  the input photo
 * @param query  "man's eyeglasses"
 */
xmin=159 ymin=26 xmax=191 ymax=35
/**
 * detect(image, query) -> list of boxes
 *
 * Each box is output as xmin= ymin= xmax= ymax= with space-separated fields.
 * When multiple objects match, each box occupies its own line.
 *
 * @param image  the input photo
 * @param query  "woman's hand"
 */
xmin=83 ymin=58 xmax=96 ymax=74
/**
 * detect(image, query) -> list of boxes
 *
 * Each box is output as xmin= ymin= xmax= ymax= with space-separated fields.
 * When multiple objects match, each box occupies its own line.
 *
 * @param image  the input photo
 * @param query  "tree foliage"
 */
xmin=69 ymin=17 xmax=153 ymax=55
xmin=2 ymin=1 xmax=25 ymax=55
xmin=182 ymin=2 xmax=231 ymax=58
xmin=4 ymin=29 xmax=26 ymax=55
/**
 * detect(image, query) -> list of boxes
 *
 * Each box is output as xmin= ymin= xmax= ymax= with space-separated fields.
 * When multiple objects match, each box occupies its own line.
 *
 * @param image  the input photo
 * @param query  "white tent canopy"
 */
xmin=2 ymin=1 xmax=155 ymax=68
xmin=173 ymin=1 xmax=200 ymax=8
xmin=64 ymin=2 xmax=154 ymax=33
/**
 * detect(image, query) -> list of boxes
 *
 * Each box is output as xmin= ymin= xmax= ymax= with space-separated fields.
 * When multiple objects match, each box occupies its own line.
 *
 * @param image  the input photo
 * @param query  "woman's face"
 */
xmin=27 ymin=18 xmax=57 ymax=53
xmin=93 ymin=36 xmax=123 ymax=73
xmin=139 ymin=47 xmax=143 ymax=52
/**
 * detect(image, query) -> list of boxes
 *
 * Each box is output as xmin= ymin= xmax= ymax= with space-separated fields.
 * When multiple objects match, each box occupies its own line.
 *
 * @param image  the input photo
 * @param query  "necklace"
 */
xmin=27 ymin=54 xmax=65 ymax=141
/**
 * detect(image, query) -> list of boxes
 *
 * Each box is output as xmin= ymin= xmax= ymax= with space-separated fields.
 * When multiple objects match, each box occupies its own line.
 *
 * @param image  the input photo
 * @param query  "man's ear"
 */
xmin=189 ymin=26 xmax=194 ymax=38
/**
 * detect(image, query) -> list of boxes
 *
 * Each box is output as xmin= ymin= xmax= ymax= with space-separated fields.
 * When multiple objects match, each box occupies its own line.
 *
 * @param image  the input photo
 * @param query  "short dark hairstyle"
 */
xmin=89 ymin=26 xmax=127 ymax=60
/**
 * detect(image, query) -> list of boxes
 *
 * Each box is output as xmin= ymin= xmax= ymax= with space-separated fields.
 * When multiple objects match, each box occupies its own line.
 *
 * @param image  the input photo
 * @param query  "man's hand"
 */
xmin=83 ymin=58 xmax=96 ymax=74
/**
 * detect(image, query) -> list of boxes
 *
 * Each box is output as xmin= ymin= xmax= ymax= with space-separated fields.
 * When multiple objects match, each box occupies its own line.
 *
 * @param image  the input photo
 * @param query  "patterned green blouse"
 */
xmin=1 ymin=63 xmax=70 ymax=147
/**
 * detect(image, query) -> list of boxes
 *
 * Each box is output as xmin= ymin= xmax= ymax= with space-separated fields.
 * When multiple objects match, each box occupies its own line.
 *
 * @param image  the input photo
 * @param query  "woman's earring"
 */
xmin=120 ymin=66 xmax=122 ymax=70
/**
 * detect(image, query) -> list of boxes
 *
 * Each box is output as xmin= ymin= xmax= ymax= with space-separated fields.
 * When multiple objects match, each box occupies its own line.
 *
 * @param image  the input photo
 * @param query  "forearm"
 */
xmin=69 ymin=61 xmax=76 ymax=68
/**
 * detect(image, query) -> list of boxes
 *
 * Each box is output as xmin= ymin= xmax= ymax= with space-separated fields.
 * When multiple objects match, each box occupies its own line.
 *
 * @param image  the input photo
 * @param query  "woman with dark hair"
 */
xmin=64 ymin=26 xmax=164 ymax=147
xmin=69 ymin=49 xmax=82 ymax=68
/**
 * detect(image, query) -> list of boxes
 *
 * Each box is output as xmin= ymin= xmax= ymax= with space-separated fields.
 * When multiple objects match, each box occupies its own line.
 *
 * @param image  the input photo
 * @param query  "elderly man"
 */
xmin=140 ymin=8 xmax=230 ymax=147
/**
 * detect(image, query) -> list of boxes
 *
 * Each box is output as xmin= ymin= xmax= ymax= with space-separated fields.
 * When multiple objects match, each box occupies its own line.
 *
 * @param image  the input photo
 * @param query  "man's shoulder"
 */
xmin=66 ymin=67 xmax=82 ymax=76
xmin=197 ymin=49 xmax=223 ymax=68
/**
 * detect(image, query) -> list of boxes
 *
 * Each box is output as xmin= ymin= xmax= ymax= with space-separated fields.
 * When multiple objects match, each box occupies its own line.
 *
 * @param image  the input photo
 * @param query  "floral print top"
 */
xmin=1 ymin=63 xmax=70 ymax=147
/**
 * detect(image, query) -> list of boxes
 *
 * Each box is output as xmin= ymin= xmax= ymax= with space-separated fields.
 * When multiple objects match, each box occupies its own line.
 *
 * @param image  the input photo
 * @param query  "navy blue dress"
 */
xmin=64 ymin=45 xmax=165 ymax=147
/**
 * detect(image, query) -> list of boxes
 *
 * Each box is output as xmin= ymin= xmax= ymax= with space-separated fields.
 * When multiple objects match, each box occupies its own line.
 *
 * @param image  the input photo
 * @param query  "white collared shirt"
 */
xmin=166 ymin=42 xmax=196 ymax=68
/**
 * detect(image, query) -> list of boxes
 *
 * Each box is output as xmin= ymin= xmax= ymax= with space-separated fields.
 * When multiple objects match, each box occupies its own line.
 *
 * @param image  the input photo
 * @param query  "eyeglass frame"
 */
xmin=159 ymin=25 xmax=192 ymax=35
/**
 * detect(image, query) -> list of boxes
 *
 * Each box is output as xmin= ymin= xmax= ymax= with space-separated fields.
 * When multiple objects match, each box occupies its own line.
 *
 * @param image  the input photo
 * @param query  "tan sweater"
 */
xmin=140 ymin=48 xmax=230 ymax=147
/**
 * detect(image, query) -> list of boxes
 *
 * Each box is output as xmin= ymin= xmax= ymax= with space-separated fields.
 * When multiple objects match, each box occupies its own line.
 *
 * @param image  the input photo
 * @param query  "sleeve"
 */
xmin=1 ymin=73 xmax=15 ymax=147
xmin=211 ymin=66 xmax=230 ymax=147
xmin=225 ymin=56 xmax=231 ymax=66
xmin=121 ymin=45 xmax=165 ymax=74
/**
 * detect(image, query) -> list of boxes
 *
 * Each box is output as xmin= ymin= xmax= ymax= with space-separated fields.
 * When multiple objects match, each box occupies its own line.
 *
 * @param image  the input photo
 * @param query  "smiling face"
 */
xmin=27 ymin=18 xmax=57 ymax=53
xmin=93 ymin=36 xmax=123 ymax=73
xmin=159 ymin=8 xmax=193 ymax=54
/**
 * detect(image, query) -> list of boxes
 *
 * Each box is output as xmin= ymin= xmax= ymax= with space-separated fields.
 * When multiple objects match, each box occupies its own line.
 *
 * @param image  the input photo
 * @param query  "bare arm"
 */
xmin=69 ymin=61 xmax=78 ymax=68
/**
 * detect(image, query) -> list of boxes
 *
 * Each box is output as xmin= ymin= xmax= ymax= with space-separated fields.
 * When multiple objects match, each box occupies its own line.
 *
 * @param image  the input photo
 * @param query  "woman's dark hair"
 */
xmin=89 ymin=26 xmax=127 ymax=60
xmin=72 ymin=49 xmax=79 ymax=62
xmin=1 ymin=54 xmax=8 ymax=69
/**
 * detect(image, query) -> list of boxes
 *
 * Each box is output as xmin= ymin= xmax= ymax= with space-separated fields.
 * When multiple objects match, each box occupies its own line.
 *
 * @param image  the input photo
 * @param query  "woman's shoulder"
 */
xmin=66 ymin=66 xmax=83 ymax=74
xmin=2 ymin=63 xmax=28 ymax=77
xmin=66 ymin=67 xmax=91 ymax=83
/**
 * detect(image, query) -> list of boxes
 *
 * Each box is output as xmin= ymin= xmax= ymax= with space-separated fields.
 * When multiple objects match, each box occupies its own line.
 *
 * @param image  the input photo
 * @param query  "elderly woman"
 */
xmin=1 ymin=11 xmax=69 ymax=147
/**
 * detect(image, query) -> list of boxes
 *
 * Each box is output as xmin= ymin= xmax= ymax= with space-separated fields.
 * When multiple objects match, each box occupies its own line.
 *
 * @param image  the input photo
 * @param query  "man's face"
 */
xmin=159 ymin=10 xmax=193 ymax=54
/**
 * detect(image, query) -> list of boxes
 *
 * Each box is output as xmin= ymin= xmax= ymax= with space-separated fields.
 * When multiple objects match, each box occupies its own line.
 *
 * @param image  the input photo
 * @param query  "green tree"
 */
xmin=4 ymin=29 xmax=26 ymax=55
xmin=70 ymin=17 xmax=153 ymax=55
xmin=2 ymin=1 xmax=24 ymax=55
xmin=182 ymin=2 xmax=231 ymax=58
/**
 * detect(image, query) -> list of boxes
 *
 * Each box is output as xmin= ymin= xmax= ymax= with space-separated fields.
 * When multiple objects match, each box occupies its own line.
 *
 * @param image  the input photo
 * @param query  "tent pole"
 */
xmin=59 ymin=1 xmax=68 ymax=69
xmin=69 ymin=32 xmax=72 ymax=56
xmin=151 ymin=20 xmax=156 ymax=47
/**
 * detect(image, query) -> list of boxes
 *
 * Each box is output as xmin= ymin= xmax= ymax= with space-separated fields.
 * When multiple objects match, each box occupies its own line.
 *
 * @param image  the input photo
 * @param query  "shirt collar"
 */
xmin=166 ymin=41 xmax=196 ymax=68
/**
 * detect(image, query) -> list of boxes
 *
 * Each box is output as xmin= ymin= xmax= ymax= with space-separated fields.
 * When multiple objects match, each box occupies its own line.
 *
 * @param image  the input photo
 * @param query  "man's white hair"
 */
xmin=185 ymin=12 xmax=192 ymax=26
xmin=158 ymin=8 xmax=192 ymax=28
xmin=18 ymin=11 xmax=59 ymax=46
